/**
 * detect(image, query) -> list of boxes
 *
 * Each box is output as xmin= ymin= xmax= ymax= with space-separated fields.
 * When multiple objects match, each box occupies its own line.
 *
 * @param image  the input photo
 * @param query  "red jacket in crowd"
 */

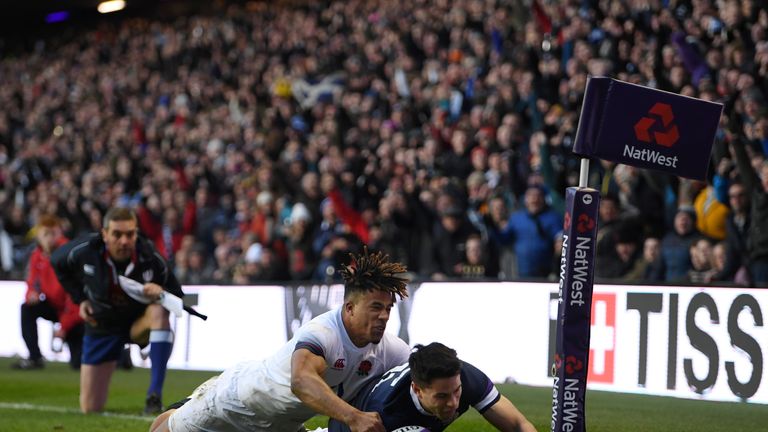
xmin=25 ymin=240 xmax=83 ymax=335
xmin=328 ymin=189 xmax=370 ymax=244
xmin=137 ymin=200 xmax=197 ymax=259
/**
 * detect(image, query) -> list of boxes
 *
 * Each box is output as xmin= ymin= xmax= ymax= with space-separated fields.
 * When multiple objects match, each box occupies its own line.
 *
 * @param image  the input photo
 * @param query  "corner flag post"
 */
xmin=550 ymin=77 xmax=723 ymax=432
xmin=550 ymin=174 xmax=599 ymax=432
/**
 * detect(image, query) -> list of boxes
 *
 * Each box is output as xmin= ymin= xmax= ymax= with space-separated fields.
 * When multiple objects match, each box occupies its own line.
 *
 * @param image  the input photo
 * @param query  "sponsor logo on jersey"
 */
xmin=357 ymin=360 xmax=373 ymax=376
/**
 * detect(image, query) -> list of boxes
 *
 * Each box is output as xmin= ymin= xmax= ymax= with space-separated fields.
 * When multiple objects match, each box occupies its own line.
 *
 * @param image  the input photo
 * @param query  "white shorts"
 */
xmin=168 ymin=363 xmax=307 ymax=432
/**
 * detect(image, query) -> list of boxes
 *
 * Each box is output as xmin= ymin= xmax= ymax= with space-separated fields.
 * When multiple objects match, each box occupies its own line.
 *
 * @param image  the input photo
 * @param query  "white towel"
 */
xmin=118 ymin=275 xmax=184 ymax=317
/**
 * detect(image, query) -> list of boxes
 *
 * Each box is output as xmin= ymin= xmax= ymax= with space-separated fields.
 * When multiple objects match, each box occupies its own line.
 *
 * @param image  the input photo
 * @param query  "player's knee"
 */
xmin=148 ymin=303 xmax=170 ymax=326
xmin=80 ymin=389 xmax=108 ymax=414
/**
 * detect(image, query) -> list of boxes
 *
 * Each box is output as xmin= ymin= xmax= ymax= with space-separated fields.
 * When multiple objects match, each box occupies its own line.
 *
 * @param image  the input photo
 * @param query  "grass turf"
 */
xmin=0 ymin=357 xmax=763 ymax=431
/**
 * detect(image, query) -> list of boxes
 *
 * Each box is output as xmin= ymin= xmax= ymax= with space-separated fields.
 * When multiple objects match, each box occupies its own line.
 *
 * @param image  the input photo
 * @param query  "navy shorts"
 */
xmin=82 ymin=333 xmax=130 ymax=365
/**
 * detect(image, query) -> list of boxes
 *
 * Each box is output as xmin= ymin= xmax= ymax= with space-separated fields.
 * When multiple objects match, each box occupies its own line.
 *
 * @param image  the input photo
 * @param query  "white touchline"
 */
xmin=0 ymin=402 xmax=152 ymax=422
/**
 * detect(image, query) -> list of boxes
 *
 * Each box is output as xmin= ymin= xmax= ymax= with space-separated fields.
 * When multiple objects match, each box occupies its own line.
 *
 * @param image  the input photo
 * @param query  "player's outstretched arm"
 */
xmin=291 ymin=349 xmax=386 ymax=432
xmin=482 ymin=394 xmax=538 ymax=432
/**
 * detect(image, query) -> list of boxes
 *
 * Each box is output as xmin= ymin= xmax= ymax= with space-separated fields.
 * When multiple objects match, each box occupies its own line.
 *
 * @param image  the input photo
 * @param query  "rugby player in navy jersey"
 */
xmin=327 ymin=342 xmax=537 ymax=432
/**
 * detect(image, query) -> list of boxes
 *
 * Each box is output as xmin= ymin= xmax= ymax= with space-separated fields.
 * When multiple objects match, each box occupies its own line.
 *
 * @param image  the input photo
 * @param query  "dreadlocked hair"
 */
xmin=340 ymin=246 xmax=409 ymax=300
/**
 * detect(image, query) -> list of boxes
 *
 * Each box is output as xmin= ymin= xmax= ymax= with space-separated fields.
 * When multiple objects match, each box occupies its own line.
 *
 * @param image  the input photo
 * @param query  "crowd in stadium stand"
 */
xmin=1 ymin=0 xmax=767 ymax=286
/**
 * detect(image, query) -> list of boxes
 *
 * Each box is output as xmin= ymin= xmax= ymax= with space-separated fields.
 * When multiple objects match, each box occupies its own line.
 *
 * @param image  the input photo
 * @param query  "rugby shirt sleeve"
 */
xmin=462 ymin=361 xmax=501 ymax=413
xmin=293 ymin=323 xmax=334 ymax=359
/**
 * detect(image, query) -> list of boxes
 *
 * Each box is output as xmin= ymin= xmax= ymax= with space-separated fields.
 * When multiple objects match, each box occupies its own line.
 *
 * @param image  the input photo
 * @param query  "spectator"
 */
xmin=498 ymin=185 xmax=562 ymax=278
xmin=249 ymin=191 xmax=281 ymax=248
xmin=711 ymin=241 xmax=733 ymax=284
xmin=0 ymin=220 xmax=14 ymax=279
xmin=177 ymin=244 xmax=215 ymax=285
xmin=439 ymin=129 xmax=474 ymax=180
xmin=296 ymin=172 xmax=324 ymax=227
xmin=641 ymin=237 xmax=666 ymax=282
xmin=595 ymin=224 xmax=643 ymax=281
xmin=595 ymin=194 xmax=624 ymax=258
xmin=712 ymin=182 xmax=752 ymax=284
xmin=729 ymin=138 xmax=768 ymax=285
xmin=687 ymin=238 xmax=718 ymax=284
xmin=613 ymin=165 xmax=666 ymax=238
xmin=13 ymin=215 xmax=84 ymax=370
xmin=4 ymin=204 xmax=31 ymax=278
xmin=285 ymin=203 xmax=318 ymax=281
xmin=691 ymin=180 xmax=730 ymax=241
xmin=661 ymin=206 xmax=702 ymax=282
xmin=324 ymin=175 xmax=370 ymax=245
xmin=313 ymin=198 xmax=364 ymax=281
xmin=252 ymin=245 xmax=290 ymax=281
xmin=485 ymin=194 xmax=516 ymax=279
xmin=456 ymin=234 xmax=497 ymax=279
xmin=370 ymin=189 xmax=422 ymax=272
xmin=427 ymin=204 xmax=480 ymax=280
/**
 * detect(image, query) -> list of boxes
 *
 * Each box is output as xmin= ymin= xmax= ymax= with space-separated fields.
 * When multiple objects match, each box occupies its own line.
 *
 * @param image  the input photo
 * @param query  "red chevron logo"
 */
xmin=565 ymin=355 xmax=584 ymax=375
xmin=576 ymin=214 xmax=595 ymax=234
xmin=633 ymin=103 xmax=679 ymax=148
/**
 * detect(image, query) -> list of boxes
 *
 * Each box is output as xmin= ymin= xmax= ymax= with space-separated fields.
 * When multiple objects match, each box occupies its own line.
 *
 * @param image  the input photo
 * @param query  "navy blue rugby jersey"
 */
xmin=328 ymin=360 xmax=500 ymax=432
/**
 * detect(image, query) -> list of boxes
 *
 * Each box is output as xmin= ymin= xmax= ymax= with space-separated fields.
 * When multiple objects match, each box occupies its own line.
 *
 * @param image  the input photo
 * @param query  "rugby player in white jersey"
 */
xmin=150 ymin=248 xmax=410 ymax=432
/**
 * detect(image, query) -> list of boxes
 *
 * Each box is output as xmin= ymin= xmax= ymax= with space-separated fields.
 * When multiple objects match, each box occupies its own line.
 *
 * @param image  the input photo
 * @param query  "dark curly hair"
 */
xmin=339 ymin=246 xmax=409 ymax=300
xmin=409 ymin=342 xmax=461 ymax=387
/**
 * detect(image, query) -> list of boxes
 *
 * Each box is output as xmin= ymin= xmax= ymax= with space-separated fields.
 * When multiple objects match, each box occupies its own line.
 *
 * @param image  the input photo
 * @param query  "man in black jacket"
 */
xmin=730 ymin=138 xmax=768 ymax=285
xmin=52 ymin=207 xmax=184 ymax=415
xmin=713 ymin=182 xmax=751 ymax=284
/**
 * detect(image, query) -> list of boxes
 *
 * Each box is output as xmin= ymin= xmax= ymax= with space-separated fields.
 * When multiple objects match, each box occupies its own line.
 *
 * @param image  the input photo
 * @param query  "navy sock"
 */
xmin=147 ymin=330 xmax=173 ymax=397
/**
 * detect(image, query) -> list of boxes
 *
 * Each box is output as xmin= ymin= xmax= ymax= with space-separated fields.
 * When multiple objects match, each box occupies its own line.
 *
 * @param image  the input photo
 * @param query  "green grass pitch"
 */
xmin=0 ymin=357 xmax=762 ymax=431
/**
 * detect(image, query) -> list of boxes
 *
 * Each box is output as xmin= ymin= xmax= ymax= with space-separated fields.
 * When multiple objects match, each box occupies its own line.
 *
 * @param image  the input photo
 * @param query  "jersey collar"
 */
xmin=409 ymin=385 xmax=433 ymax=417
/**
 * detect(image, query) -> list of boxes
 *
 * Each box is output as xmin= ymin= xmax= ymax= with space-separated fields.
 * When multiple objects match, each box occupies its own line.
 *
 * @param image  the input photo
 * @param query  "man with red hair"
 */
xmin=12 ymin=215 xmax=84 ymax=370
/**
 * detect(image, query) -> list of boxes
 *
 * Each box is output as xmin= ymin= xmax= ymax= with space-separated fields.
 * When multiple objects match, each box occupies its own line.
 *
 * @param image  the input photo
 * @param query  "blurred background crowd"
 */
xmin=1 ymin=0 xmax=767 ymax=286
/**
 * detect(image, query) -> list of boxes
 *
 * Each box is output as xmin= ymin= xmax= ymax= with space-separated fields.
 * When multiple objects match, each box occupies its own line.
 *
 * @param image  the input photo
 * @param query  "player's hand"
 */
xmin=80 ymin=300 xmax=97 ymax=325
xmin=347 ymin=411 xmax=386 ymax=432
xmin=717 ymin=158 xmax=733 ymax=177
xmin=143 ymin=282 xmax=164 ymax=301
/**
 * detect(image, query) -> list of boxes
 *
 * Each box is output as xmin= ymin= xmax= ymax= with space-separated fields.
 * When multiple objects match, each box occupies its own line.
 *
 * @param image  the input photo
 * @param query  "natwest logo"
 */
xmin=634 ymin=102 xmax=679 ymax=147
xmin=564 ymin=355 xmax=584 ymax=375
xmin=575 ymin=214 xmax=595 ymax=234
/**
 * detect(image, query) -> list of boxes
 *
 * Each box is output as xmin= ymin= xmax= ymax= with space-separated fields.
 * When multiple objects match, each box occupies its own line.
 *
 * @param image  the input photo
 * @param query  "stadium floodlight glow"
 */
xmin=97 ymin=0 xmax=126 ymax=14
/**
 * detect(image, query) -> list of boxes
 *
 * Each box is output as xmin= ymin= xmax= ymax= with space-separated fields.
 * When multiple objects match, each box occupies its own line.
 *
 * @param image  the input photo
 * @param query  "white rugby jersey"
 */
xmin=236 ymin=307 xmax=410 ymax=425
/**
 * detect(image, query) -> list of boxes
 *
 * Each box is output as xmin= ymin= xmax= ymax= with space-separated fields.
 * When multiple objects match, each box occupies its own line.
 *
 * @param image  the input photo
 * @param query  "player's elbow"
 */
xmin=522 ymin=419 xmax=537 ymax=432
xmin=290 ymin=373 xmax=308 ymax=398
xmin=513 ymin=415 xmax=537 ymax=432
